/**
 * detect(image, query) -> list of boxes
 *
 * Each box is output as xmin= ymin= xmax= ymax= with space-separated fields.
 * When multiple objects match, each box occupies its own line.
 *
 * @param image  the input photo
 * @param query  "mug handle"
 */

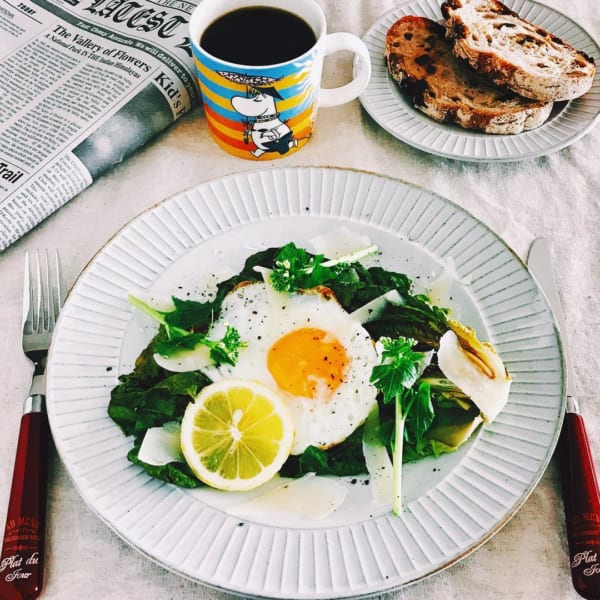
xmin=318 ymin=32 xmax=372 ymax=108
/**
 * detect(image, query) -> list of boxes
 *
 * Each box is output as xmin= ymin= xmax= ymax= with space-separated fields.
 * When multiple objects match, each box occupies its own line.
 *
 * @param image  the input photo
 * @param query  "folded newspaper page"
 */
xmin=0 ymin=0 xmax=201 ymax=251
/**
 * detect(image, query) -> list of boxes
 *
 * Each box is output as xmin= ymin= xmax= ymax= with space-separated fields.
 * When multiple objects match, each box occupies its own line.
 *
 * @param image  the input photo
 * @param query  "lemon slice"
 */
xmin=180 ymin=379 xmax=294 ymax=491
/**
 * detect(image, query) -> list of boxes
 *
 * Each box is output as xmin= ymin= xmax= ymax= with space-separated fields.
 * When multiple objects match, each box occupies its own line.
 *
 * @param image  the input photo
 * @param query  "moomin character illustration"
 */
xmin=218 ymin=71 xmax=305 ymax=158
xmin=232 ymin=88 xmax=298 ymax=158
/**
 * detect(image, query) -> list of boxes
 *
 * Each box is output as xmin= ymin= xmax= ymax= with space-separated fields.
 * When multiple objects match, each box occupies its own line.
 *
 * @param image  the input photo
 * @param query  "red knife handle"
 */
xmin=560 ymin=407 xmax=600 ymax=599
xmin=0 ymin=396 xmax=49 ymax=600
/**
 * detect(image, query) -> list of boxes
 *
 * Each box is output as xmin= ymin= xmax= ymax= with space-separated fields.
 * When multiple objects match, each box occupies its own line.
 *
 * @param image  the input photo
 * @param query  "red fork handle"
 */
xmin=0 ymin=396 xmax=49 ymax=600
xmin=560 ymin=405 xmax=600 ymax=599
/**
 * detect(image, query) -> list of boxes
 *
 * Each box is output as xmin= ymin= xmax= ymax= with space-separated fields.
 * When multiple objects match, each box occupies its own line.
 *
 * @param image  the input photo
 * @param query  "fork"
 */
xmin=0 ymin=250 xmax=63 ymax=600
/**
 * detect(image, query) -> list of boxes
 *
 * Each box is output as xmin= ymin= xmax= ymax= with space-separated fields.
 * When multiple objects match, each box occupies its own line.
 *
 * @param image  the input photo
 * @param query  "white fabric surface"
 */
xmin=1 ymin=0 xmax=599 ymax=597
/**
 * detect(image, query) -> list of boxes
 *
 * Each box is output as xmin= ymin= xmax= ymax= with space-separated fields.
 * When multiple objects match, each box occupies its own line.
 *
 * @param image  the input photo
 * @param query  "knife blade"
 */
xmin=528 ymin=237 xmax=600 ymax=600
xmin=528 ymin=238 xmax=576 ymax=399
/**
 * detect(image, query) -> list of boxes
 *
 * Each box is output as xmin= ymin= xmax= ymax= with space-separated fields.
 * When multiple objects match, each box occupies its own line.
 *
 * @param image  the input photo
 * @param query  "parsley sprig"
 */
xmin=268 ymin=242 xmax=379 ymax=292
xmin=370 ymin=336 xmax=433 ymax=514
xmin=128 ymin=295 xmax=246 ymax=366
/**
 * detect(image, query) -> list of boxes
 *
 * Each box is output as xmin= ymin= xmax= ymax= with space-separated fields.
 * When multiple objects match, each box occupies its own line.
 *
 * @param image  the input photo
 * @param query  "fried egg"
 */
xmin=200 ymin=282 xmax=378 ymax=455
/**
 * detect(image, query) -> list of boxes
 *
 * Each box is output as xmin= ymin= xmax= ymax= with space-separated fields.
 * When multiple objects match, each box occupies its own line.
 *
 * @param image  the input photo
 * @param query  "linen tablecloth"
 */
xmin=1 ymin=0 xmax=599 ymax=597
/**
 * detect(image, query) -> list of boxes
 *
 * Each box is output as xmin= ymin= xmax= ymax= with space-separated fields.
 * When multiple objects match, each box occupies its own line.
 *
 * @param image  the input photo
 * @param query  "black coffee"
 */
xmin=200 ymin=6 xmax=317 ymax=66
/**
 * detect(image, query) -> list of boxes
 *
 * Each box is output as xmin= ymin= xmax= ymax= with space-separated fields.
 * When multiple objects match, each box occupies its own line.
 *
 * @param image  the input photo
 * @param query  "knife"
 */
xmin=528 ymin=237 xmax=600 ymax=599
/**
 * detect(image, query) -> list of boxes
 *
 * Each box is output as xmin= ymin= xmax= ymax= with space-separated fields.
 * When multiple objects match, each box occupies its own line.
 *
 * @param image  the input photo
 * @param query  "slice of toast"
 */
xmin=441 ymin=0 xmax=596 ymax=102
xmin=385 ymin=16 xmax=552 ymax=134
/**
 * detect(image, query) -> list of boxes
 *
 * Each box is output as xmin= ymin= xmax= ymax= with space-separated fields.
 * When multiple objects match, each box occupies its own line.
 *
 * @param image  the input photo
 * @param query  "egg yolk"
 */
xmin=267 ymin=327 xmax=349 ymax=400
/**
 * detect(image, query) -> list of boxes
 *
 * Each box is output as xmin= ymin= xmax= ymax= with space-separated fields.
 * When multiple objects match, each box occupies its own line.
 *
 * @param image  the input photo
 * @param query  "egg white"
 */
xmin=199 ymin=282 xmax=378 ymax=455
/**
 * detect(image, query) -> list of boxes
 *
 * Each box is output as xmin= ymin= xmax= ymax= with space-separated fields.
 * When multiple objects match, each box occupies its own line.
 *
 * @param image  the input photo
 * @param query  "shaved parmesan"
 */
xmin=129 ymin=291 xmax=175 ymax=313
xmin=350 ymin=289 xmax=403 ymax=324
xmin=227 ymin=473 xmax=347 ymax=520
xmin=137 ymin=423 xmax=184 ymax=466
xmin=153 ymin=344 xmax=212 ymax=373
xmin=426 ymin=257 xmax=471 ymax=316
xmin=309 ymin=227 xmax=374 ymax=260
xmin=362 ymin=406 xmax=393 ymax=505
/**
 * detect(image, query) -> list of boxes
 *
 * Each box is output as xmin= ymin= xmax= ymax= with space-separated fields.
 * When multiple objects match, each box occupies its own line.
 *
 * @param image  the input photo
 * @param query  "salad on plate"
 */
xmin=108 ymin=233 xmax=512 ymax=517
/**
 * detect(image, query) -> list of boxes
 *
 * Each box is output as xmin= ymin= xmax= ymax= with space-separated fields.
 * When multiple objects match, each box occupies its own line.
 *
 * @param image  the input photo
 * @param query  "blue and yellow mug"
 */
xmin=189 ymin=0 xmax=371 ymax=160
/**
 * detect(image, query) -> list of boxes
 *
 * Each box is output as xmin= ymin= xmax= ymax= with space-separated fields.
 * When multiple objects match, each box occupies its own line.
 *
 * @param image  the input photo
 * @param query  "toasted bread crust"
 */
xmin=441 ymin=0 xmax=596 ymax=102
xmin=385 ymin=16 xmax=552 ymax=134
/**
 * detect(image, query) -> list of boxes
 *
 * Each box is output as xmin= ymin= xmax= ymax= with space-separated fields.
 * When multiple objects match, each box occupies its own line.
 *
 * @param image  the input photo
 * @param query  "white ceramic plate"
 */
xmin=47 ymin=167 xmax=564 ymax=598
xmin=359 ymin=0 xmax=600 ymax=162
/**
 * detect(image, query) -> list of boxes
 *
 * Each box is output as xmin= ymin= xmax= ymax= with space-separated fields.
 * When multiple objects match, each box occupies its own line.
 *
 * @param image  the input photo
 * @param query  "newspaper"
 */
xmin=0 ymin=0 xmax=201 ymax=251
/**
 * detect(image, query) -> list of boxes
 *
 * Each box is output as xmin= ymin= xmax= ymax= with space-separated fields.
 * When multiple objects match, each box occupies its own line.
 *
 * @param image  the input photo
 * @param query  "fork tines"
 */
xmin=24 ymin=250 xmax=64 ymax=334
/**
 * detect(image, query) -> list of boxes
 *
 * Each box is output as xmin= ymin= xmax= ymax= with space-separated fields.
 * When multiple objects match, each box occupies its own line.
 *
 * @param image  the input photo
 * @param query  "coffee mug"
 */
xmin=189 ymin=0 xmax=371 ymax=160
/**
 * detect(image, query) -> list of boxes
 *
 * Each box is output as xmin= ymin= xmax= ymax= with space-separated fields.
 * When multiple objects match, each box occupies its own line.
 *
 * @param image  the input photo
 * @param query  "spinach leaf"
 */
xmin=109 ymin=362 xmax=211 ymax=438
xmin=128 ymin=446 xmax=203 ymax=488
xmin=163 ymin=295 xmax=217 ymax=330
xmin=214 ymin=247 xmax=279 ymax=297
xmin=403 ymin=382 xmax=435 ymax=455
xmin=128 ymin=296 xmax=245 ymax=364
xmin=280 ymin=427 xmax=366 ymax=477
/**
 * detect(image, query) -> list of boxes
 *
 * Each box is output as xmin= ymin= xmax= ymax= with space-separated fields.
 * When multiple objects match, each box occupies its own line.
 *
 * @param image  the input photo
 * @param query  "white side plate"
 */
xmin=359 ymin=0 xmax=600 ymax=161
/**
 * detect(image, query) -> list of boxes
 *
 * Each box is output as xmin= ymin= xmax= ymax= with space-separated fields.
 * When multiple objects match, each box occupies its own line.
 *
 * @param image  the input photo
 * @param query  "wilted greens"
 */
xmin=108 ymin=242 xmax=478 ymax=489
